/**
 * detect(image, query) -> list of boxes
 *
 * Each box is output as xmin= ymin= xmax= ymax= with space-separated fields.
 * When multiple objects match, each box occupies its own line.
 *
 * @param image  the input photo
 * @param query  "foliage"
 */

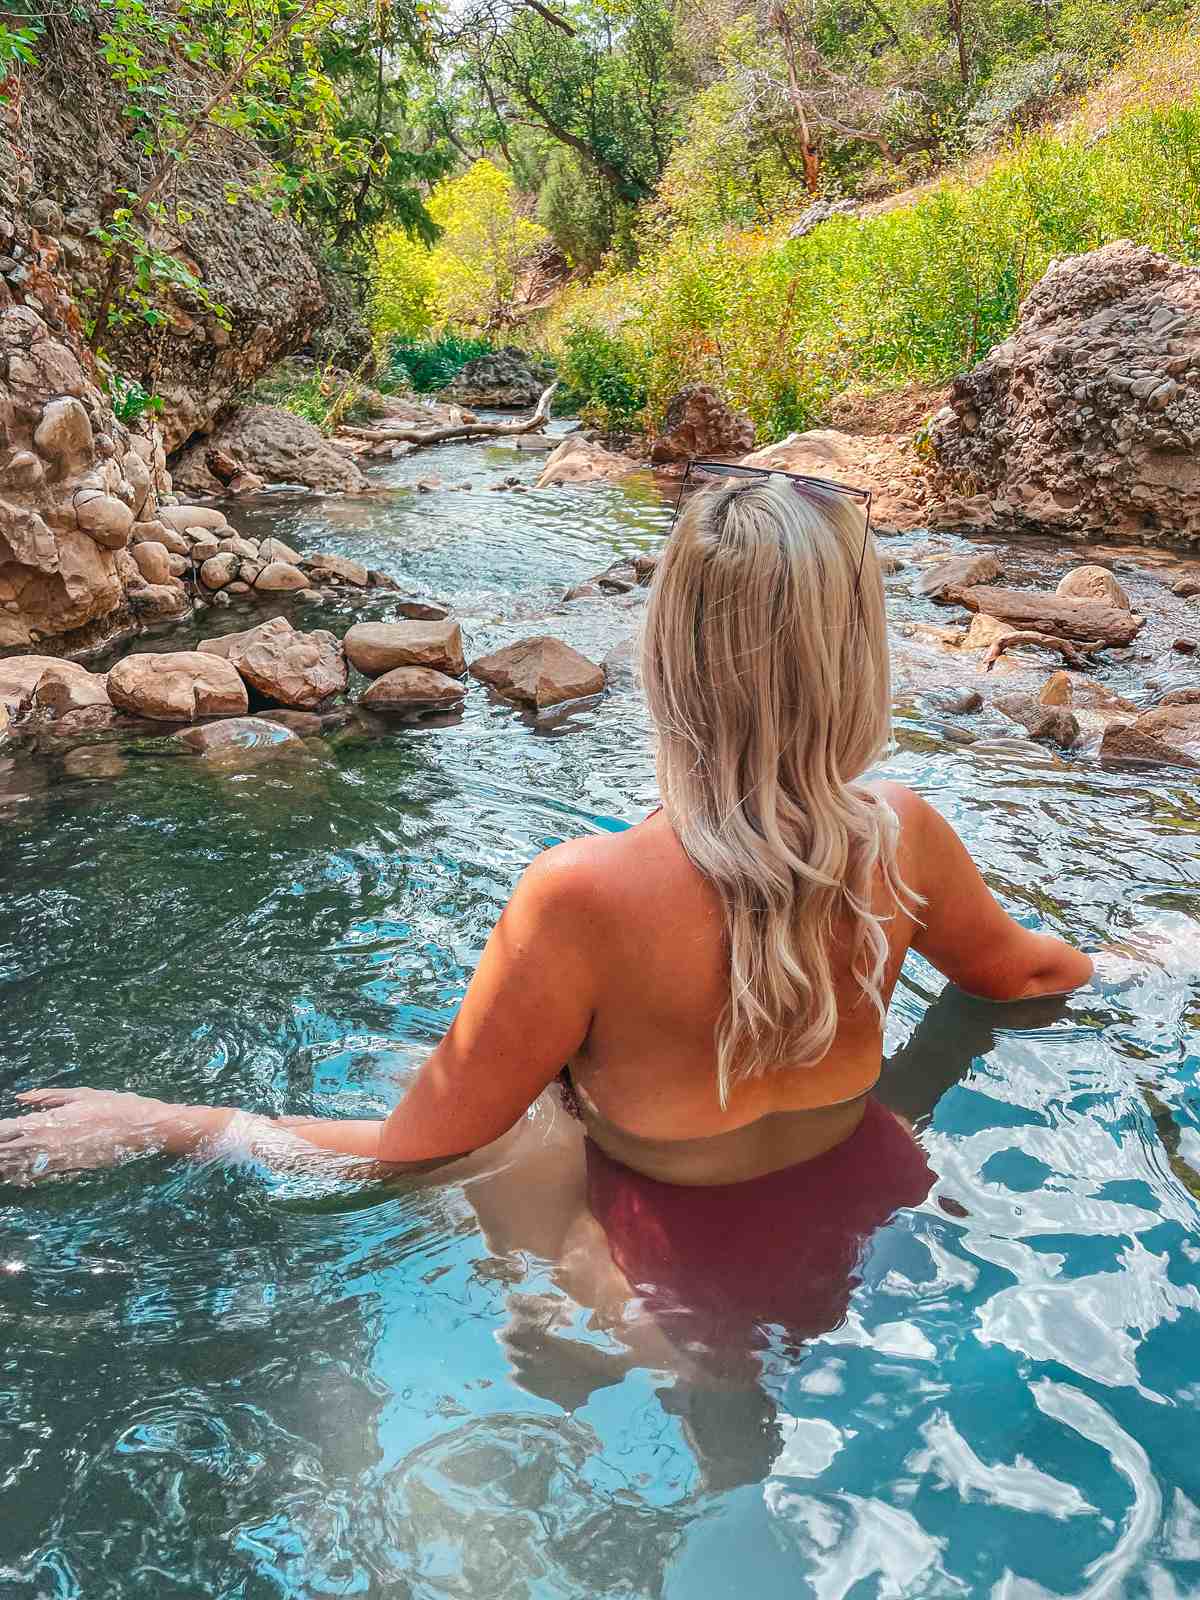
xmin=553 ymin=74 xmax=1200 ymax=434
xmin=107 ymin=372 xmax=163 ymax=424
xmin=554 ymin=324 xmax=648 ymax=430
xmin=250 ymin=360 xmax=376 ymax=431
xmin=384 ymin=334 xmax=496 ymax=393
xmin=373 ymin=158 xmax=549 ymax=334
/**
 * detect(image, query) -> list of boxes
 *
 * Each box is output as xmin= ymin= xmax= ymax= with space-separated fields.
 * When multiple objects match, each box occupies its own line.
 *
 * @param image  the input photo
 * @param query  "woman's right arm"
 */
xmin=904 ymin=790 xmax=1094 ymax=1001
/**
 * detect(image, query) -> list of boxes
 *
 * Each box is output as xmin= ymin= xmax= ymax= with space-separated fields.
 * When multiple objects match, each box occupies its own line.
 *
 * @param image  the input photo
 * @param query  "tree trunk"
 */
xmin=340 ymin=383 xmax=559 ymax=449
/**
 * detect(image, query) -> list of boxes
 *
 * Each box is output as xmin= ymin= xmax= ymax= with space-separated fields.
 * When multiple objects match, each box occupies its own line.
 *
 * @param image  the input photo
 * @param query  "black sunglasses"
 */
xmin=669 ymin=458 xmax=874 ymax=606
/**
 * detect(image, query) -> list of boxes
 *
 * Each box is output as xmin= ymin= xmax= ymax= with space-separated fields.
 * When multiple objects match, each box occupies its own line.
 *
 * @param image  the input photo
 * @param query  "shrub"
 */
xmin=555 ymin=326 xmax=649 ymax=433
xmin=383 ymin=336 xmax=497 ymax=394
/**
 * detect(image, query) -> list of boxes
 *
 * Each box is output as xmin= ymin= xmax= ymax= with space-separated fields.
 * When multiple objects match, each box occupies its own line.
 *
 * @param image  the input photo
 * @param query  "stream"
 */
xmin=1 ymin=429 xmax=1199 ymax=1597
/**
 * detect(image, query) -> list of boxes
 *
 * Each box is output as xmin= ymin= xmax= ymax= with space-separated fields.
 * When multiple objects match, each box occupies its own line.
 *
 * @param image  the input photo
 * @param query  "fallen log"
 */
xmin=340 ymin=383 xmax=558 ymax=450
xmin=983 ymin=631 xmax=1102 ymax=670
xmin=946 ymin=584 xmax=1143 ymax=646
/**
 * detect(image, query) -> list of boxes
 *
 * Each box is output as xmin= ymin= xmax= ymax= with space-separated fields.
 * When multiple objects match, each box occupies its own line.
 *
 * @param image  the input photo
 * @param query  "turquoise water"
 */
xmin=1 ymin=436 xmax=1199 ymax=1596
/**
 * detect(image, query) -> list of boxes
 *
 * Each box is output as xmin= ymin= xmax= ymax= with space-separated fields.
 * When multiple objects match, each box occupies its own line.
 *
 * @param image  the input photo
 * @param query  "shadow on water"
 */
xmin=0 ymin=446 xmax=1199 ymax=1596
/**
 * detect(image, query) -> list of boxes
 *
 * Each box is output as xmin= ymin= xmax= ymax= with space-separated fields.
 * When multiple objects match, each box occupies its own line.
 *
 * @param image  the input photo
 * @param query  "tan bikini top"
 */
xmin=560 ymin=1069 xmax=876 ymax=1186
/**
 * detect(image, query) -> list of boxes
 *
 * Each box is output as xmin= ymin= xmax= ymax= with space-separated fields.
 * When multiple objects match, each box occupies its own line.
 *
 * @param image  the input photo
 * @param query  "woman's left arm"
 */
xmin=0 ymin=844 xmax=599 ymax=1181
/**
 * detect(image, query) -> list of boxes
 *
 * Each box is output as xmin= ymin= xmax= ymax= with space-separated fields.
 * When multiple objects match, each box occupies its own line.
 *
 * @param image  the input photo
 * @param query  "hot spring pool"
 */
xmin=1 ymin=432 xmax=1199 ymax=1597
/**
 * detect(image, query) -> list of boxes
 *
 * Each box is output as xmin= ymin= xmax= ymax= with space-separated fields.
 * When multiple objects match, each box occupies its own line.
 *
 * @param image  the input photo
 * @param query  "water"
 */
xmin=1 ymin=433 xmax=1199 ymax=1597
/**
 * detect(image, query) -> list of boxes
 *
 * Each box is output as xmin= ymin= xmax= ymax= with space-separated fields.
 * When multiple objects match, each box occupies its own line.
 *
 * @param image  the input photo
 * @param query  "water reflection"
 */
xmin=0 ymin=447 xmax=1198 ymax=1595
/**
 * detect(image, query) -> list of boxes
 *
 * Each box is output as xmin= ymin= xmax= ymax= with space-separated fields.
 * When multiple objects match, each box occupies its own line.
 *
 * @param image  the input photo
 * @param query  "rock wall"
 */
xmin=12 ymin=19 xmax=325 ymax=451
xmin=0 ymin=91 xmax=181 ymax=652
xmin=929 ymin=242 xmax=1200 ymax=547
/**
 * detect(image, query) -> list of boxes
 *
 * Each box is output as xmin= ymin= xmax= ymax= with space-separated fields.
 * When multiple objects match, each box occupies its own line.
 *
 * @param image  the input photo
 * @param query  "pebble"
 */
xmin=1172 ymin=637 xmax=1198 ymax=654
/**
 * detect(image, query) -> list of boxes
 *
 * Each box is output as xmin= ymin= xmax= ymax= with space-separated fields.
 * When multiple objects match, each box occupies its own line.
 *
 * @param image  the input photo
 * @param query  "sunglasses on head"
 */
xmin=669 ymin=458 xmax=875 ymax=607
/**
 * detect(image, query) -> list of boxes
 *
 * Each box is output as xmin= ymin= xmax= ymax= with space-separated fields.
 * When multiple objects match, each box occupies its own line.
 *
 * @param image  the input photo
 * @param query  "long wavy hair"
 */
xmin=642 ymin=474 xmax=919 ymax=1105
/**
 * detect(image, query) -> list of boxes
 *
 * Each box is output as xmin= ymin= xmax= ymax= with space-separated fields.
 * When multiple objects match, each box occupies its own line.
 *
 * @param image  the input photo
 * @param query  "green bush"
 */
xmin=108 ymin=374 xmax=163 ymax=426
xmin=555 ymin=326 xmax=649 ymax=433
xmin=384 ymin=336 xmax=496 ymax=394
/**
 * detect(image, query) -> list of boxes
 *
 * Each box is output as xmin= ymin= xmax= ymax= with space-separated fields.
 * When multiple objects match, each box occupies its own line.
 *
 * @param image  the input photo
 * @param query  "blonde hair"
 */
xmin=642 ymin=474 xmax=919 ymax=1105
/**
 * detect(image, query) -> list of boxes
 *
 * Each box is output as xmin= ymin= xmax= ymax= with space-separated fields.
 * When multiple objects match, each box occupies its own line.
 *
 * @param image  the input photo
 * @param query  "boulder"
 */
xmin=962 ymin=613 xmax=1019 ymax=652
xmin=74 ymin=491 xmax=134 ymax=550
xmin=649 ymin=384 xmax=756 ymax=464
xmin=304 ymin=552 xmax=369 ymax=587
xmin=1056 ymin=566 xmax=1131 ymax=610
xmin=200 ymin=552 xmax=240 ymax=590
xmin=1171 ymin=575 xmax=1200 ymax=599
xmin=394 ymin=597 xmax=451 ymax=621
xmin=917 ymin=551 xmax=1003 ymax=599
xmin=254 ymin=561 xmax=309 ymax=592
xmin=158 ymin=504 xmax=229 ymax=535
xmin=470 ymin=636 xmax=605 ymax=709
xmin=361 ymin=667 xmax=468 ymax=710
xmin=739 ymin=428 xmax=930 ymax=533
xmin=0 ymin=655 xmax=100 ymax=714
xmin=217 ymin=534 xmax=259 ymax=561
xmin=994 ymin=693 xmax=1080 ymax=749
xmin=130 ymin=540 xmax=173 ymax=586
xmin=929 ymin=242 xmax=1200 ymax=545
xmin=258 ymin=536 xmax=302 ymax=566
xmin=207 ymin=618 xmax=347 ymax=709
xmin=438 ymin=346 xmax=555 ymax=409
xmin=1100 ymin=703 xmax=1200 ymax=767
xmin=108 ymin=650 xmax=248 ymax=721
xmin=1037 ymin=672 xmax=1138 ymax=713
xmin=171 ymin=405 xmax=367 ymax=494
xmin=132 ymin=519 xmax=190 ymax=557
xmin=32 ymin=662 xmax=110 ymax=716
xmin=343 ymin=620 xmax=465 ymax=678
xmin=536 ymin=435 xmax=638 ymax=488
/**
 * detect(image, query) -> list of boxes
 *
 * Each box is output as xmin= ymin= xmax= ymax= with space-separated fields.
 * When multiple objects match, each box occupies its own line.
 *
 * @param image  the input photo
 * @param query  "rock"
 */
xmin=1038 ymin=672 xmax=1137 ymax=712
xmin=201 ymin=617 xmax=346 ymax=708
xmin=563 ymin=580 xmax=607 ymax=603
xmin=394 ymin=597 xmax=451 ymax=621
xmin=108 ymin=650 xmax=248 ymax=721
xmin=132 ymin=519 xmax=189 ymax=557
xmin=304 ymin=552 xmax=369 ymax=587
xmin=32 ymin=397 xmax=92 ymax=471
xmin=258 ymin=536 xmax=302 ymax=566
xmin=929 ymin=242 xmax=1200 ymax=545
xmin=960 ymin=615 xmax=1017 ymax=653
xmin=927 ymin=687 xmax=983 ymax=714
xmin=361 ymin=667 xmax=467 ymax=710
xmin=217 ymin=534 xmax=258 ymax=561
xmin=948 ymin=585 xmax=1144 ymax=646
xmin=171 ymin=405 xmax=367 ymax=494
xmin=1101 ymin=704 xmax=1200 ymax=766
xmin=601 ymin=637 xmax=639 ymax=687
xmin=343 ymin=619 xmax=465 ymax=678
xmin=1171 ymin=575 xmax=1200 ymax=598
xmin=129 ymin=580 xmax=191 ymax=618
xmin=62 ymin=744 xmax=127 ymax=780
xmin=191 ymin=535 xmax=220 ymax=563
xmin=200 ymin=552 xmax=240 ymax=590
xmin=994 ymin=693 xmax=1080 ymax=748
xmin=917 ymin=551 xmax=1003 ymax=599
xmin=175 ymin=715 xmax=303 ymax=761
xmin=130 ymin=540 xmax=172 ymax=585
xmin=74 ymin=491 xmax=134 ymax=550
xmin=158 ymin=504 xmax=229 ymax=535
xmin=32 ymin=662 xmax=110 ymax=716
xmin=438 ymin=346 xmax=555 ymax=409
xmin=1056 ymin=565 xmax=1131 ymax=610
xmin=1161 ymin=687 xmax=1200 ymax=706
xmin=257 ymin=709 xmax=334 ymax=736
xmin=649 ymin=384 xmax=756 ymax=464
xmin=470 ymin=636 xmax=605 ymax=710
xmin=536 ymin=435 xmax=638 ymax=488
xmin=740 ymin=428 xmax=930 ymax=534
xmin=1174 ymin=637 xmax=1198 ymax=654
xmin=0 ymin=654 xmax=98 ymax=715
xmin=254 ymin=561 xmax=309 ymax=592
xmin=226 ymin=581 xmax=251 ymax=595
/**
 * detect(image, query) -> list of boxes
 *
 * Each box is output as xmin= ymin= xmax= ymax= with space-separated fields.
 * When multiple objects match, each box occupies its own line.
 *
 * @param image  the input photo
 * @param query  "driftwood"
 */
xmin=983 ymin=631 xmax=1102 ymax=670
xmin=947 ymin=584 xmax=1143 ymax=646
xmin=341 ymin=383 xmax=558 ymax=450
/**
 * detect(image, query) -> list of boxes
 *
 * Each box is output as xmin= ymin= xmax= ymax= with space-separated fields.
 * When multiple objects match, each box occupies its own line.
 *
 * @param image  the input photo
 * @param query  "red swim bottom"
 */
xmin=585 ymin=1097 xmax=934 ymax=1361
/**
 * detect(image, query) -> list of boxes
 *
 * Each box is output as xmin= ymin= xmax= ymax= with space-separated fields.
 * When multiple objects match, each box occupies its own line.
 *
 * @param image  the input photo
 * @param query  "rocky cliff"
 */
xmin=929 ymin=242 xmax=1200 ymax=547
xmin=9 ymin=18 xmax=325 ymax=452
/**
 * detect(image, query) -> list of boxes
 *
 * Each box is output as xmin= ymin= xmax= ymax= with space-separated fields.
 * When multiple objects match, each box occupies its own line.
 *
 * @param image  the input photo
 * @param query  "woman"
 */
xmin=0 ymin=472 xmax=1092 ymax=1352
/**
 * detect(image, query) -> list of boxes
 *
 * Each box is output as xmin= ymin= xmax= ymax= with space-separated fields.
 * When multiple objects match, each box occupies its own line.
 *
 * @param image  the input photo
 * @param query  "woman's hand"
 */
xmin=0 ymin=1088 xmax=230 ymax=1185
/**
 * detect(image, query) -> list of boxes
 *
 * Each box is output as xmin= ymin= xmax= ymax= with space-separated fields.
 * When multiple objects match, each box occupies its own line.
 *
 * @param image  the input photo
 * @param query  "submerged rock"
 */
xmin=343 ymin=620 xmax=465 ymax=678
xmin=176 ymin=716 xmax=304 ymax=762
xmin=536 ymin=436 xmax=638 ymax=488
xmin=470 ymin=636 xmax=605 ymax=710
xmin=108 ymin=650 xmax=248 ymax=721
xmin=1100 ymin=703 xmax=1200 ymax=767
xmin=917 ymin=551 xmax=1003 ymax=599
xmin=994 ymin=692 xmax=1080 ymax=748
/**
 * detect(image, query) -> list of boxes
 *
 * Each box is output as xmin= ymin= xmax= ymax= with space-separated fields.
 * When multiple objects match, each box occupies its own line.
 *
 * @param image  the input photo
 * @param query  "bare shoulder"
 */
xmin=518 ymin=810 xmax=670 ymax=915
